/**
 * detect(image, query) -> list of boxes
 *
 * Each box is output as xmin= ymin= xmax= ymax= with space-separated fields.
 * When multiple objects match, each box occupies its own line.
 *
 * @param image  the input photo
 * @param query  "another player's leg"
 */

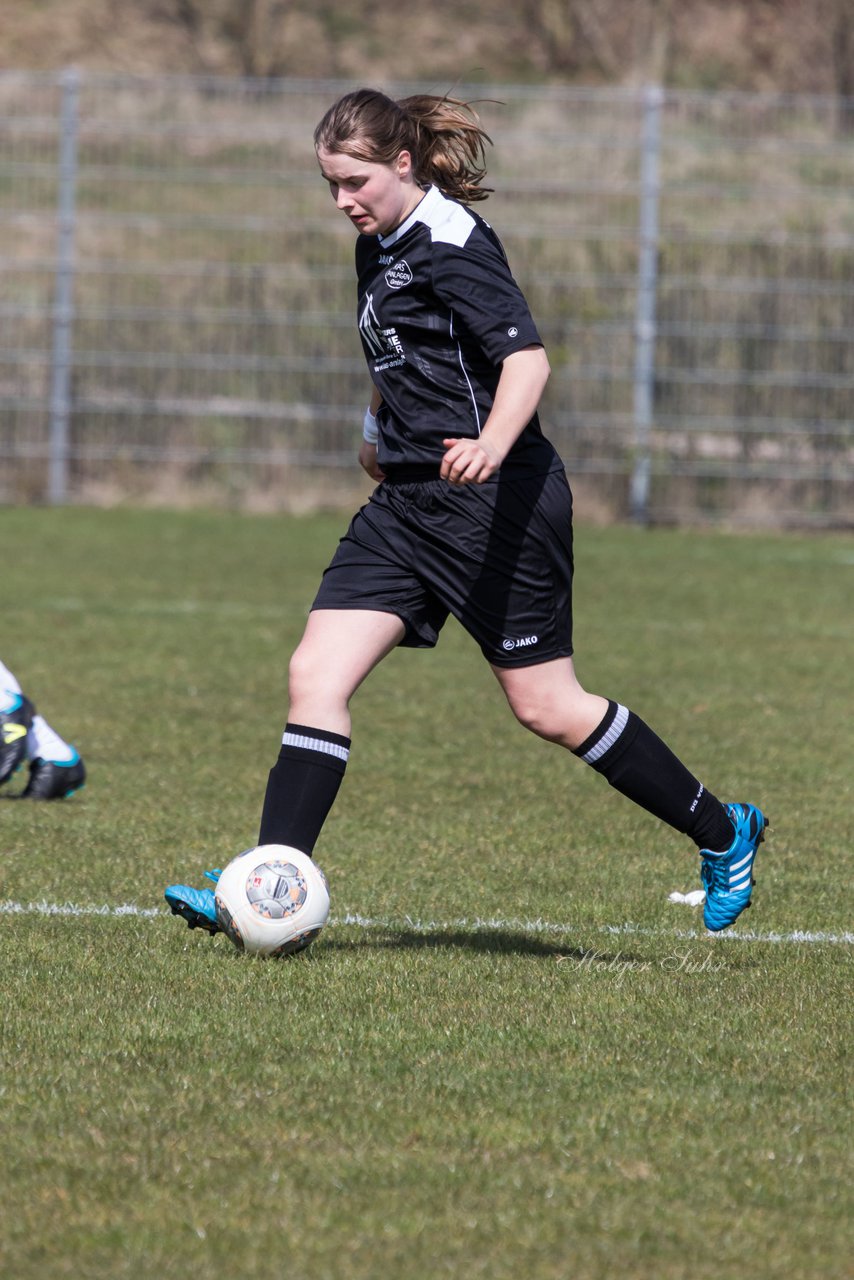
xmin=494 ymin=658 xmax=767 ymax=932
xmin=1 ymin=660 xmax=86 ymax=798
xmin=165 ymin=609 xmax=405 ymax=934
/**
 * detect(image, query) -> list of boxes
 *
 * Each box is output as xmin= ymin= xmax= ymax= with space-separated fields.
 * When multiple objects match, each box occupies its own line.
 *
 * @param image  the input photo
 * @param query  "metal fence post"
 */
xmin=629 ymin=84 xmax=663 ymax=525
xmin=48 ymin=66 xmax=80 ymax=504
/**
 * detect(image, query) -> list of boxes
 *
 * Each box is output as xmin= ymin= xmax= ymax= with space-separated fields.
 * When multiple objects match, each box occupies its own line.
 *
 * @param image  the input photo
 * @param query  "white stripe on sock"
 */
xmin=582 ymin=704 xmax=629 ymax=764
xmin=282 ymin=731 xmax=349 ymax=763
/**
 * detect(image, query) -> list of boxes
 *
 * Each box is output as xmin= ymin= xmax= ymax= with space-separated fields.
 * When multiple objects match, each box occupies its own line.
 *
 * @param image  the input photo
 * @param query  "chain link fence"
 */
xmin=1 ymin=70 xmax=852 ymax=525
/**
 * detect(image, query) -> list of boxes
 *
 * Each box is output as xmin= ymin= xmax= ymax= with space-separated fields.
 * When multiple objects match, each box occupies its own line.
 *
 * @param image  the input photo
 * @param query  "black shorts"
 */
xmin=312 ymin=467 xmax=574 ymax=668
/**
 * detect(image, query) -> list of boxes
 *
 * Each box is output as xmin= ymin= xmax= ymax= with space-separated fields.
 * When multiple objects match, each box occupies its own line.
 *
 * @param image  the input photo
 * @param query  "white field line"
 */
xmin=0 ymin=899 xmax=851 ymax=946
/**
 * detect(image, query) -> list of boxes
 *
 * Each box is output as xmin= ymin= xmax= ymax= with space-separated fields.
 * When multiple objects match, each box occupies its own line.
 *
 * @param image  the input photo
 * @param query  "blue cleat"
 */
xmin=700 ymin=802 xmax=768 ymax=932
xmin=165 ymin=869 xmax=222 ymax=934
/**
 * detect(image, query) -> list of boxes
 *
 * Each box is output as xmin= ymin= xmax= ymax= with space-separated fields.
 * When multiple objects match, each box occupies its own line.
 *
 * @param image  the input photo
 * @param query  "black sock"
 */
xmin=573 ymin=701 xmax=734 ymax=850
xmin=258 ymin=722 xmax=351 ymax=855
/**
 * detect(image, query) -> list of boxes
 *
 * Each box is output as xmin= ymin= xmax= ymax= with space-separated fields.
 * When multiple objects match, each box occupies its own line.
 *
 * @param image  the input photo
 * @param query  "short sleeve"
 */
xmin=431 ymin=230 xmax=542 ymax=364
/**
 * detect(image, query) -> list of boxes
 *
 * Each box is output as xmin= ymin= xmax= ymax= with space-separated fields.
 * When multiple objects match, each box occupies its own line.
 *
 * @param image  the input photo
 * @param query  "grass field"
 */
xmin=1 ymin=505 xmax=851 ymax=1280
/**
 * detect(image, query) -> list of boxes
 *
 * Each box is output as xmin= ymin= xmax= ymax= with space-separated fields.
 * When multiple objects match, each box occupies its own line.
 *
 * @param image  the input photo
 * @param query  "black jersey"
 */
xmin=355 ymin=184 xmax=561 ymax=477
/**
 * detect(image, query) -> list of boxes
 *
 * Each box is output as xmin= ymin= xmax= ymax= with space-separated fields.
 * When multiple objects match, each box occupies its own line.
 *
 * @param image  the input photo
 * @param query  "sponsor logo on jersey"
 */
xmin=378 ymin=254 xmax=395 ymax=265
xmin=359 ymin=292 xmax=384 ymax=358
xmin=385 ymin=260 xmax=413 ymax=289
xmin=502 ymin=635 xmax=539 ymax=651
xmin=508 ymin=326 xmax=519 ymax=337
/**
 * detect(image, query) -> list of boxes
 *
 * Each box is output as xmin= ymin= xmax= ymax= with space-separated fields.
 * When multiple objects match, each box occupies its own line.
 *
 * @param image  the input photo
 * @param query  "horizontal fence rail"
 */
xmin=0 ymin=70 xmax=852 ymax=525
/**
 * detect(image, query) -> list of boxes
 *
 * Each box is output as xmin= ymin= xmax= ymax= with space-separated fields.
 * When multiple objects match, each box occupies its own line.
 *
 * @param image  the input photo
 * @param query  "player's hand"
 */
xmin=441 ymin=437 xmax=502 ymax=486
xmin=359 ymin=440 xmax=386 ymax=481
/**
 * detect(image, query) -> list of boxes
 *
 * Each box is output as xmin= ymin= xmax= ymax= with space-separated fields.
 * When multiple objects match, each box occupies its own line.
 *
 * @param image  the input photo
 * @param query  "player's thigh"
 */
xmin=289 ymin=608 xmax=406 ymax=704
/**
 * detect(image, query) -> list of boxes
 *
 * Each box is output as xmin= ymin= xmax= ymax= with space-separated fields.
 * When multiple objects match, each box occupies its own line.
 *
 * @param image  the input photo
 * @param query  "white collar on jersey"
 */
xmin=378 ymin=184 xmax=476 ymax=250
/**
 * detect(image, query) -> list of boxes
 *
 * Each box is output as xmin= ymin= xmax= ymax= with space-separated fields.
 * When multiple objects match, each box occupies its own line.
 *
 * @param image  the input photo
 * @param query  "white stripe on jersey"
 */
xmin=449 ymin=310 xmax=481 ymax=433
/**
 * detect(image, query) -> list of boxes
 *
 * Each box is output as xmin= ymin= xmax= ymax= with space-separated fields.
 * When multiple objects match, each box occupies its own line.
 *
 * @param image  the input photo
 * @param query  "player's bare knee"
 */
xmin=507 ymin=687 xmax=604 ymax=749
xmin=287 ymin=646 xmax=326 ymax=708
xmin=507 ymin=696 xmax=560 ymax=741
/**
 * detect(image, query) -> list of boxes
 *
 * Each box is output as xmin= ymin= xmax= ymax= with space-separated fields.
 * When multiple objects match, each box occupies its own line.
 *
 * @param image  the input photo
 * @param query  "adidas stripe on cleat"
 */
xmin=700 ymin=801 xmax=768 ymax=932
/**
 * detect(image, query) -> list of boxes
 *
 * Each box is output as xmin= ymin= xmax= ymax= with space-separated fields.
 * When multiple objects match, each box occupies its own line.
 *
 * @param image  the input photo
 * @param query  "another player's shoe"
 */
xmin=22 ymin=751 xmax=86 ymax=799
xmin=165 ymin=870 xmax=222 ymax=934
xmin=0 ymin=694 xmax=35 ymax=786
xmin=700 ymin=802 xmax=768 ymax=932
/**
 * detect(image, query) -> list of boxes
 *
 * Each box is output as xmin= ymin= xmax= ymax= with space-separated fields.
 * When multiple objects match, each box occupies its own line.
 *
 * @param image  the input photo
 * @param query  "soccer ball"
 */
xmin=214 ymin=844 xmax=330 ymax=957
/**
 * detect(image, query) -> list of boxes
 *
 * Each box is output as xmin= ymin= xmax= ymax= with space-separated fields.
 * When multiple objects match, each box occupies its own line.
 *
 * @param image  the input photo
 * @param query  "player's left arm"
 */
xmin=441 ymin=345 xmax=551 ymax=486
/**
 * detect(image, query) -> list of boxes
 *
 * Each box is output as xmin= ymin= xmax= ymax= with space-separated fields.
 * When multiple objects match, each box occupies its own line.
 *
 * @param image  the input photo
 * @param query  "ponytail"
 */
xmin=399 ymin=94 xmax=493 ymax=203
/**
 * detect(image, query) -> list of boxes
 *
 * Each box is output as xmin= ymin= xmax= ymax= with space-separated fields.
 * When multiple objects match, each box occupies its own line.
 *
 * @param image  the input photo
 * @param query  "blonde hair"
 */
xmin=313 ymin=88 xmax=493 ymax=204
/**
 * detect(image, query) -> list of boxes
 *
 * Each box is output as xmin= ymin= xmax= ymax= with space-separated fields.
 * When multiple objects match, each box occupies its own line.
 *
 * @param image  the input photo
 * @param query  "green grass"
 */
xmin=0 ymin=506 xmax=851 ymax=1280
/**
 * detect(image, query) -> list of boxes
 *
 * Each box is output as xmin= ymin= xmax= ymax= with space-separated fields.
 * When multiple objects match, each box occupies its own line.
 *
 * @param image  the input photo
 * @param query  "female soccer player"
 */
xmin=166 ymin=88 xmax=766 ymax=935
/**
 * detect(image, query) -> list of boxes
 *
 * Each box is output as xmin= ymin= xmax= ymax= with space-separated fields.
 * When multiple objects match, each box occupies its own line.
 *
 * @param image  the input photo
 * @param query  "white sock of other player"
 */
xmin=28 ymin=714 xmax=77 ymax=764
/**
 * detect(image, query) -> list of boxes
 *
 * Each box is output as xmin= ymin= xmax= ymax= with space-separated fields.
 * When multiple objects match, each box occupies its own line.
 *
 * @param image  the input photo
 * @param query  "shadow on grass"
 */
xmin=0 ymin=793 xmax=87 ymax=806
xmin=322 ymin=925 xmax=649 ymax=965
